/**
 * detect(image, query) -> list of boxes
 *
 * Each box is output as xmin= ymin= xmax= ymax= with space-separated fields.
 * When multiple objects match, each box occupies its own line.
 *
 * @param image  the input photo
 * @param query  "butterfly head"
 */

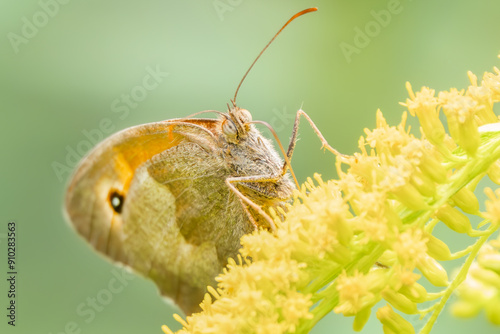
xmin=222 ymin=106 xmax=254 ymax=144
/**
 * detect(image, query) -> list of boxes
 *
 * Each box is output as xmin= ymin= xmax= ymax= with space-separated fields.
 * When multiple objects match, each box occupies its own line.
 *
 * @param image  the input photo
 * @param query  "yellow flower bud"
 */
xmin=487 ymin=161 xmax=500 ymax=185
xmin=450 ymin=187 xmax=479 ymax=214
xmin=417 ymin=254 xmax=449 ymax=287
xmin=419 ymin=154 xmax=448 ymax=184
xmin=434 ymin=203 xmax=472 ymax=234
xmin=376 ymin=305 xmax=415 ymax=334
xmin=484 ymin=187 xmax=500 ymax=226
xmin=378 ymin=250 xmax=397 ymax=267
xmin=172 ymin=314 xmax=188 ymax=328
xmin=485 ymin=297 xmax=500 ymax=325
xmin=391 ymin=183 xmax=429 ymax=211
xmin=353 ymin=307 xmax=371 ymax=332
xmin=440 ymin=89 xmax=480 ymax=156
xmin=367 ymin=269 xmax=390 ymax=293
xmin=326 ymin=206 xmax=353 ymax=247
xmin=381 ymin=288 xmax=418 ymax=314
xmin=382 ymin=325 xmax=398 ymax=334
xmin=458 ymin=118 xmax=480 ymax=156
xmin=451 ymin=300 xmax=481 ymax=318
xmin=471 ymin=267 xmax=500 ymax=290
xmin=398 ymin=282 xmax=428 ymax=304
xmin=335 ymin=271 xmax=380 ymax=317
xmin=384 ymin=203 xmax=404 ymax=230
xmin=330 ymin=244 xmax=352 ymax=265
xmin=404 ymin=84 xmax=446 ymax=147
xmin=481 ymin=70 xmax=500 ymax=102
xmin=467 ymin=71 xmax=499 ymax=123
xmin=394 ymin=229 xmax=428 ymax=267
xmin=410 ymin=171 xmax=436 ymax=198
xmin=426 ymin=234 xmax=452 ymax=261
xmin=478 ymin=253 xmax=500 ymax=274
xmin=444 ymin=108 xmax=460 ymax=145
xmin=162 ymin=325 xmax=175 ymax=334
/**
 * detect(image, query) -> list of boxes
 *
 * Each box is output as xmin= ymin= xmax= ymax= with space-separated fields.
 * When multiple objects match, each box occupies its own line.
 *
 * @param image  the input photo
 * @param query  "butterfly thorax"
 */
xmin=216 ymin=107 xmax=295 ymax=205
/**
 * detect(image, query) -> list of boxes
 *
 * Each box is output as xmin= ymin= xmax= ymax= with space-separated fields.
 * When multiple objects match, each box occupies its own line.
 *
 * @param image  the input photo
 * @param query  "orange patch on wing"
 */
xmin=112 ymin=127 xmax=183 ymax=181
xmin=168 ymin=124 xmax=175 ymax=142
xmin=112 ymin=152 xmax=135 ymax=193
xmin=118 ymin=129 xmax=182 ymax=170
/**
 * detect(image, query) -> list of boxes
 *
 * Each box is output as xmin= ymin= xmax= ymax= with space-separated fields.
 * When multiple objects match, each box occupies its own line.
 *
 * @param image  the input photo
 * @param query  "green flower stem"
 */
xmin=299 ymin=288 xmax=339 ymax=333
xmin=424 ymin=219 xmax=439 ymax=233
xmin=299 ymin=243 xmax=387 ymax=333
xmin=450 ymin=244 xmax=475 ymax=260
xmin=425 ymin=291 xmax=446 ymax=301
xmin=304 ymin=265 xmax=343 ymax=297
xmin=419 ymin=225 xmax=496 ymax=334
xmin=433 ymin=134 xmax=500 ymax=206
xmin=468 ymin=229 xmax=495 ymax=237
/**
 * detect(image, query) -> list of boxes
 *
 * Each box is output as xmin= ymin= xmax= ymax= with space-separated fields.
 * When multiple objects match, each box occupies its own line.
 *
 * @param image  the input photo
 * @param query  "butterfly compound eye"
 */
xmin=222 ymin=119 xmax=238 ymax=138
xmin=108 ymin=190 xmax=124 ymax=214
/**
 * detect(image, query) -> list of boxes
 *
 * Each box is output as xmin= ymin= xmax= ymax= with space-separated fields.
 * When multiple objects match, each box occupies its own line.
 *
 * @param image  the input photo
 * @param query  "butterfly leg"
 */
xmin=225 ymin=174 xmax=284 ymax=232
xmin=238 ymin=199 xmax=261 ymax=230
xmin=283 ymin=109 xmax=349 ymax=174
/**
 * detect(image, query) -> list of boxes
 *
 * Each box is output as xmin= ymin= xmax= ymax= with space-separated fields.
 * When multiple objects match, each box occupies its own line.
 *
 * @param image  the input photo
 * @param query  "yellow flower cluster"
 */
xmin=163 ymin=175 xmax=348 ymax=334
xmin=164 ymin=63 xmax=500 ymax=333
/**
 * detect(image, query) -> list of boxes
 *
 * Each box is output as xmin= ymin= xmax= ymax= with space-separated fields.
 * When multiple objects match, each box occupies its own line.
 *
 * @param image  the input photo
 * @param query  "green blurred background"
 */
xmin=1 ymin=0 xmax=500 ymax=333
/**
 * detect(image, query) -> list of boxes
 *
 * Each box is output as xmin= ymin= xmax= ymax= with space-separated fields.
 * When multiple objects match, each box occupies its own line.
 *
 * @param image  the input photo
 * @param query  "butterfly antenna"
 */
xmin=232 ymin=7 xmax=318 ymax=104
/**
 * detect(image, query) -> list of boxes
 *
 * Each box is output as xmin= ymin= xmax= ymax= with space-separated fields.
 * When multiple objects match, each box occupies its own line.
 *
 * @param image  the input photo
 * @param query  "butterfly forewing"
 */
xmin=65 ymin=119 xmax=253 ymax=314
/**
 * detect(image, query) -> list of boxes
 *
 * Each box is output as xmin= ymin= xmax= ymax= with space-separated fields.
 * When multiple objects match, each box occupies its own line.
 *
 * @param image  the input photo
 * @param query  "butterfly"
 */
xmin=64 ymin=7 xmax=339 ymax=315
